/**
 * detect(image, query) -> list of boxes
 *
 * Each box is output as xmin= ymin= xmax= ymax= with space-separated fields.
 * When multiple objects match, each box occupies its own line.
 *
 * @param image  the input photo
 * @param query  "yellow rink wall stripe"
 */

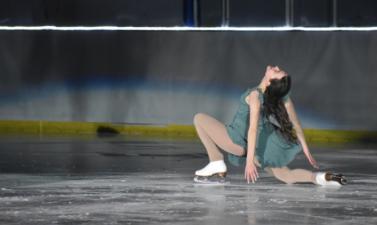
xmin=0 ymin=120 xmax=376 ymax=144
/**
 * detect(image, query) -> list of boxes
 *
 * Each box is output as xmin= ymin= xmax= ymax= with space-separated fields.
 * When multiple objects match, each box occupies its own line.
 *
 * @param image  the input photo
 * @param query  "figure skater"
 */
xmin=193 ymin=65 xmax=346 ymax=186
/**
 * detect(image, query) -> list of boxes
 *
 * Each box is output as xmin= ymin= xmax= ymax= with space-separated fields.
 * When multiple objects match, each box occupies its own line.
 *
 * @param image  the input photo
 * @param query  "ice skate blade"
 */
xmin=194 ymin=171 xmax=227 ymax=177
xmin=193 ymin=175 xmax=229 ymax=185
xmin=217 ymin=172 xmax=227 ymax=178
xmin=325 ymin=182 xmax=342 ymax=187
xmin=338 ymin=176 xmax=347 ymax=185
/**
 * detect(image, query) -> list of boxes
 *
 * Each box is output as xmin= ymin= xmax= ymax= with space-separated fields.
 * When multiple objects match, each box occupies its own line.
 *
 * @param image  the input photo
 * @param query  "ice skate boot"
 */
xmin=193 ymin=160 xmax=227 ymax=184
xmin=315 ymin=172 xmax=347 ymax=186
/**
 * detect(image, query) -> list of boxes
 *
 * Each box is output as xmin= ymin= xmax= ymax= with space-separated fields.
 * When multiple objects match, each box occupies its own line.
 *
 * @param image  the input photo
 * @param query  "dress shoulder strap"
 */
xmin=256 ymin=87 xmax=263 ymax=94
xmin=254 ymin=86 xmax=264 ymax=103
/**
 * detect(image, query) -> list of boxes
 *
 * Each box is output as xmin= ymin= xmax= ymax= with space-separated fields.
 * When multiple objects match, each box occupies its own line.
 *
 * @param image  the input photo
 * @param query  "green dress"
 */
xmin=225 ymin=86 xmax=302 ymax=169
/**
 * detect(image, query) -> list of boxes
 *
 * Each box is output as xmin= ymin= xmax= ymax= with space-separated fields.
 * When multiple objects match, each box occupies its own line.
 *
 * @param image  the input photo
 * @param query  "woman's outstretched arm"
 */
xmin=284 ymin=97 xmax=319 ymax=169
xmin=245 ymin=91 xmax=261 ymax=183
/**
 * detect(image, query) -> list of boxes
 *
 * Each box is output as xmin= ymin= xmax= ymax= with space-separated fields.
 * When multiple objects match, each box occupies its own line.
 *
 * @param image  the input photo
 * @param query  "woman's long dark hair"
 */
xmin=261 ymin=75 xmax=299 ymax=144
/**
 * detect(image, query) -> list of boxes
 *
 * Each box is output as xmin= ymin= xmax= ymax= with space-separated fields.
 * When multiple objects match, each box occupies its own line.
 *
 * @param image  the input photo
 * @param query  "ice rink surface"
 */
xmin=0 ymin=135 xmax=376 ymax=225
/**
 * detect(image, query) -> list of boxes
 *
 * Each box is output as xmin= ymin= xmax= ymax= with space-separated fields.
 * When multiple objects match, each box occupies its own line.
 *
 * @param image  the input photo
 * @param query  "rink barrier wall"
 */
xmin=0 ymin=120 xmax=377 ymax=144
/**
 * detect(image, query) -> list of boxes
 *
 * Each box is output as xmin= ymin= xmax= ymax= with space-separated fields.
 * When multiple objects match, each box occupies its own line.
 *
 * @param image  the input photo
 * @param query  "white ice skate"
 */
xmin=315 ymin=172 xmax=347 ymax=187
xmin=193 ymin=160 xmax=228 ymax=184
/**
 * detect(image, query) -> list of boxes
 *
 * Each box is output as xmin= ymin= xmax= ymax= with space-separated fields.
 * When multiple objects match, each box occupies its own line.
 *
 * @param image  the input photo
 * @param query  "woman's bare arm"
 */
xmin=284 ymin=97 xmax=319 ymax=168
xmin=246 ymin=91 xmax=261 ymax=164
xmin=284 ymin=98 xmax=309 ymax=151
xmin=244 ymin=90 xmax=261 ymax=183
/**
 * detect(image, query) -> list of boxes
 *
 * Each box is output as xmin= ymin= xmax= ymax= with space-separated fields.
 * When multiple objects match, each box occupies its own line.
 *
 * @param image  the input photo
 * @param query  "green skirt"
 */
xmin=226 ymin=122 xmax=302 ymax=169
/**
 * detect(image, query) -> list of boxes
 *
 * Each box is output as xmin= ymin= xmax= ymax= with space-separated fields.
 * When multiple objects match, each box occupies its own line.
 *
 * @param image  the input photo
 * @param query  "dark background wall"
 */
xmin=0 ymin=1 xmax=377 ymax=131
xmin=1 ymin=0 xmax=377 ymax=27
xmin=0 ymin=31 xmax=376 ymax=131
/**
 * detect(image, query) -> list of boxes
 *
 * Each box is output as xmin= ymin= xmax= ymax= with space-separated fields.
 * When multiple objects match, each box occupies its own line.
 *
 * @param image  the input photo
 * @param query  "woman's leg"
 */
xmin=266 ymin=166 xmax=316 ymax=184
xmin=193 ymin=113 xmax=246 ymax=161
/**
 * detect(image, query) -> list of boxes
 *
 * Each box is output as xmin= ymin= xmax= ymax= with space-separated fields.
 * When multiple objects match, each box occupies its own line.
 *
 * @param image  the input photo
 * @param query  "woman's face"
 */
xmin=265 ymin=65 xmax=287 ymax=86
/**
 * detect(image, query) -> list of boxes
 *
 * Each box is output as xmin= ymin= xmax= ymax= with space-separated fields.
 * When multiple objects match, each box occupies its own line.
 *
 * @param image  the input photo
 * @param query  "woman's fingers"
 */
xmin=244 ymin=171 xmax=249 ymax=183
xmin=309 ymin=156 xmax=319 ymax=169
xmin=248 ymin=174 xmax=254 ymax=183
xmin=251 ymin=170 xmax=258 ymax=183
xmin=312 ymin=160 xmax=319 ymax=169
xmin=245 ymin=165 xmax=259 ymax=184
xmin=307 ymin=154 xmax=315 ymax=164
xmin=245 ymin=169 xmax=251 ymax=183
xmin=309 ymin=155 xmax=315 ymax=164
xmin=253 ymin=171 xmax=258 ymax=182
xmin=245 ymin=171 xmax=253 ymax=183
xmin=305 ymin=151 xmax=319 ymax=169
xmin=253 ymin=166 xmax=259 ymax=182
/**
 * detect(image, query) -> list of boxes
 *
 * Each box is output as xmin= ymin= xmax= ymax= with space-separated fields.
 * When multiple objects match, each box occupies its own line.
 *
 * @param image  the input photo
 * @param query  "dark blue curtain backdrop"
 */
xmin=1 ymin=0 xmax=377 ymax=27
xmin=0 ymin=30 xmax=376 ymax=131
xmin=0 ymin=0 xmax=185 ymax=26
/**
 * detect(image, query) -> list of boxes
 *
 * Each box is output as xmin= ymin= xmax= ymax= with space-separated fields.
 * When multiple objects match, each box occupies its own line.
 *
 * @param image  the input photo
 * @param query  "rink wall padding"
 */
xmin=1 ymin=120 xmax=377 ymax=144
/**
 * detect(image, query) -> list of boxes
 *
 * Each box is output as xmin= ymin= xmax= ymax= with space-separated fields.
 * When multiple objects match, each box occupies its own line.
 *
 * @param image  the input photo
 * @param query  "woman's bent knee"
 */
xmin=193 ymin=112 xmax=208 ymax=125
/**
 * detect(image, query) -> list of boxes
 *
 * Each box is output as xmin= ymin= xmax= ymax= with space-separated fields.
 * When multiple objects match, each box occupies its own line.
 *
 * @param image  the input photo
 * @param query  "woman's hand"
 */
xmin=244 ymin=161 xmax=259 ymax=184
xmin=303 ymin=148 xmax=319 ymax=169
